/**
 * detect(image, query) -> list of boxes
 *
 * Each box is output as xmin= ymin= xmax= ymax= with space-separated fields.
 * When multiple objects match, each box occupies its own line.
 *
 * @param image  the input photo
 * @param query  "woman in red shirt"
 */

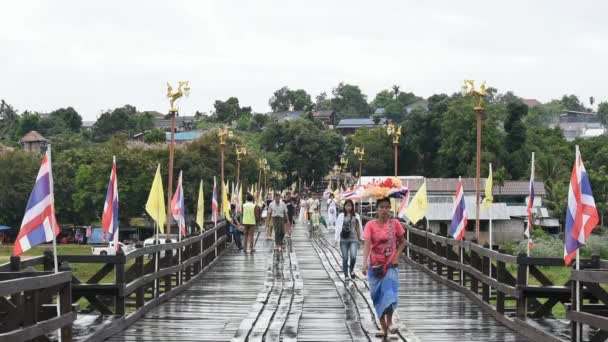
xmin=362 ymin=197 xmax=406 ymax=339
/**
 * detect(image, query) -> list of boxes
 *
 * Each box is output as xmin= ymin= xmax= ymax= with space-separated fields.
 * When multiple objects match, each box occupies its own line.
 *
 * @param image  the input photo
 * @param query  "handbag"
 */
xmin=370 ymin=219 xmax=394 ymax=278
xmin=340 ymin=216 xmax=353 ymax=239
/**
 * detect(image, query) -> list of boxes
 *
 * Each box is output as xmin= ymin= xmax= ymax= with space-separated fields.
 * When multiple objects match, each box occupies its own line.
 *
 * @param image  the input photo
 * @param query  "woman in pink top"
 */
xmin=362 ymin=197 xmax=406 ymax=339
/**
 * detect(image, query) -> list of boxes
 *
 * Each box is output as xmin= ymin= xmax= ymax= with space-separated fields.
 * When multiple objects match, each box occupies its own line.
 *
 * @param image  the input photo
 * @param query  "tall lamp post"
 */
xmin=235 ymin=146 xmax=247 ymax=184
xmin=462 ymin=80 xmax=488 ymax=242
xmin=264 ymin=165 xmax=270 ymax=198
xmin=387 ymin=123 xmax=402 ymax=176
xmin=218 ymin=127 xmax=233 ymax=216
xmin=257 ymin=158 xmax=267 ymax=200
xmin=333 ymin=164 xmax=341 ymax=192
xmin=340 ymin=156 xmax=349 ymax=189
xmin=165 ymin=81 xmax=190 ymax=239
xmin=354 ymin=146 xmax=365 ymax=185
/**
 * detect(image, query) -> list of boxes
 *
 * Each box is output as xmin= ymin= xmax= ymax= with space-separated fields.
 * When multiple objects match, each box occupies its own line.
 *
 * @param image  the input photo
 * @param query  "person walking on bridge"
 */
xmin=242 ymin=194 xmax=257 ymax=253
xmin=268 ymin=193 xmax=288 ymax=252
xmin=362 ymin=197 xmax=406 ymax=339
xmin=327 ymin=193 xmax=338 ymax=230
xmin=334 ymin=199 xmax=362 ymax=280
xmin=309 ymin=194 xmax=320 ymax=230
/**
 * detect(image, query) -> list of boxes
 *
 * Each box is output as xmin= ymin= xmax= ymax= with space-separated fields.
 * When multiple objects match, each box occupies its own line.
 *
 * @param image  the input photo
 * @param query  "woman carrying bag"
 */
xmin=334 ymin=199 xmax=363 ymax=280
xmin=359 ymin=177 xmax=408 ymax=339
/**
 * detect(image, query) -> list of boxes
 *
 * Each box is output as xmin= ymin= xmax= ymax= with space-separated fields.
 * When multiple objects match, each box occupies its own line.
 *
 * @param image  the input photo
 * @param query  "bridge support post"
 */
xmin=115 ymin=249 xmax=126 ymax=316
xmin=470 ymin=241 xmax=479 ymax=295
xmin=59 ymin=262 xmax=74 ymax=342
xmin=516 ymin=253 xmax=528 ymax=319
xmin=482 ymin=244 xmax=490 ymax=303
xmin=446 ymin=244 xmax=454 ymax=282
xmin=496 ymin=249 xmax=506 ymax=314
xmin=135 ymin=243 xmax=145 ymax=309
xmin=164 ymin=249 xmax=173 ymax=293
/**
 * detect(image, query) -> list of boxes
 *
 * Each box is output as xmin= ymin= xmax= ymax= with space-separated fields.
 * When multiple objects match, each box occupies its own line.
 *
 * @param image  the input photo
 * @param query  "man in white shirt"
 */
xmin=268 ymin=193 xmax=288 ymax=252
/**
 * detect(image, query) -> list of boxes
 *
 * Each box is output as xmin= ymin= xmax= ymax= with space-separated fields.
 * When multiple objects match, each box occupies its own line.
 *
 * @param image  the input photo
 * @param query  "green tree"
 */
xmin=214 ymin=97 xmax=244 ymax=123
xmin=331 ymin=83 xmax=370 ymax=118
xmin=560 ymin=94 xmax=587 ymax=112
xmin=49 ymin=107 xmax=82 ymax=131
xmin=144 ymin=129 xmax=166 ymax=143
xmin=249 ymin=113 xmax=270 ymax=132
xmin=346 ymin=127 xmax=393 ymax=175
xmin=0 ymin=100 xmax=19 ymax=143
xmin=0 ymin=150 xmax=40 ymax=227
xmin=504 ymin=99 xmax=528 ymax=179
xmin=269 ymin=87 xmax=312 ymax=112
xmin=598 ymin=102 xmax=608 ymax=126
xmin=15 ymin=111 xmax=40 ymax=138
xmin=259 ymin=120 xmax=343 ymax=185
xmin=315 ymin=92 xmax=333 ymax=110
xmin=93 ymin=105 xmax=138 ymax=142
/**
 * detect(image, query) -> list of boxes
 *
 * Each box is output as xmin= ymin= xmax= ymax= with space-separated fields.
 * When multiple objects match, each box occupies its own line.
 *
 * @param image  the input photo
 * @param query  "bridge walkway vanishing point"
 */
xmin=107 ymin=218 xmax=530 ymax=342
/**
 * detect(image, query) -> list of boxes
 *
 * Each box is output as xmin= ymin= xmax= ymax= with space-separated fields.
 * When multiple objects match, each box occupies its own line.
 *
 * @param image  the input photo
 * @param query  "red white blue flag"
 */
xmin=211 ymin=176 xmax=219 ymax=224
xmin=397 ymin=185 xmax=410 ymax=220
xmin=564 ymin=147 xmax=599 ymax=266
xmin=14 ymin=147 xmax=60 ymax=256
xmin=171 ymin=170 xmax=186 ymax=237
xmin=102 ymin=156 xmax=119 ymax=251
xmin=449 ymin=177 xmax=467 ymax=241
xmin=525 ymin=154 xmax=535 ymax=249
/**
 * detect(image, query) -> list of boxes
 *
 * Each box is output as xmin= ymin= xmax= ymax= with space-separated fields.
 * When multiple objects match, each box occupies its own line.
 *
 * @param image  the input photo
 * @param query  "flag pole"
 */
xmin=574 ymin=146 xmax=581 ymax=342
xmin=47 ymin=145 xmax=62 ymax=342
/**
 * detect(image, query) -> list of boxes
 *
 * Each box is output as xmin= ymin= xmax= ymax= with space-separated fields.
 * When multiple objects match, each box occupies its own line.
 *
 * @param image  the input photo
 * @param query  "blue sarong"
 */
xmin=368 ymin=265 xmax=399 ymax=318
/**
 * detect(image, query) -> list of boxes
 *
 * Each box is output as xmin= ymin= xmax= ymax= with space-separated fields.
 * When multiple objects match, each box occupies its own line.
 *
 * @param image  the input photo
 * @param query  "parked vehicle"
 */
xmin=143 ymin=234 xmax=177 ymax=259
xmin=91 ymin=242 xmax=134 ymax=256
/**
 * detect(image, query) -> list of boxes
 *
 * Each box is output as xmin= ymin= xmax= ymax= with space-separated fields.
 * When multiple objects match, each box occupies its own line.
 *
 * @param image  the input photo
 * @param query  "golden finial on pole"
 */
xmin=386 ymin=122 xmax=402 ymax=176
xmin=166 ymin=81 xmax=191 ymax=114
xmin=354 ymin=146 xmax=365 ymax=183
xmin=218 ymin=127 xmax=233 ymax=146
xmin=236 ymin=146 xmax=247 ymax=161
xmin=462 ymin=80 xmax=487 ymax=111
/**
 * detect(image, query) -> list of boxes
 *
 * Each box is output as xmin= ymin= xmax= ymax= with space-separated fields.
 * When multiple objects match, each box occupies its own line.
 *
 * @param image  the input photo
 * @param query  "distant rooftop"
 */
xmin=336 ymin=118 xmax=387 ymax=128
xmin=522 ymin=99 xmax=542 ymax=107
xmin=19 ymin=131 xmax=47 ymax=143
xmin=165 ymin=131 xmax=203 ymax=141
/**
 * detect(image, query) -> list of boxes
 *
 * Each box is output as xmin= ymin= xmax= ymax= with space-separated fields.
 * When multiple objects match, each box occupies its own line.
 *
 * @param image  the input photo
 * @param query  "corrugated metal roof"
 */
xmin=359 ymin=176 xmax=546 ymax=196
xmin=165 ymin=131 xmax=203 ymax=141
xmin=336 ymin=118 xmax=387 ymax=128
xmin=426 ymin=199 xmax=511 ymax=221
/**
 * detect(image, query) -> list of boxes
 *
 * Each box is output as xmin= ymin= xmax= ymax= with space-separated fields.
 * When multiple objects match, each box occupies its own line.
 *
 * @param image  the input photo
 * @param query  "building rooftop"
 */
xmin=336 ymin=118 xmax=387 ymax=128
xmin=522 ymin=99 xmax=542 ymax=108
xmin=165 ymin=130 xmax=204 ymax=141
xmin=358 ymin=176 xmax=546 ymax=196
xmin=19 ymin=131 xmax=48 ymax=143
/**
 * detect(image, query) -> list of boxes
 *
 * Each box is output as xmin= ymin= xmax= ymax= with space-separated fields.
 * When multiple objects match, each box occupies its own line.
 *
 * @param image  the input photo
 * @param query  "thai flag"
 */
xmin=340 ymin=187 xmax=362 ymax=201
xmin=449 ymin=178 xmax=467 ymax=241
xmin=14 ymin=148 xmax=60 ymax=256
xmin=171 ymin=171 xmax=186 ymax=237
xmin=564 ymin=148 xmax=599 ymax=266
xmin=525 ymin=156 xmax=535 ymax=249
xmin=397 ymin=185 xmax=410 ymax=219
xmin=101 ymin=156 xmax=119 ymax=251
xmin=211 ymin=176 xmax=219 ymax=224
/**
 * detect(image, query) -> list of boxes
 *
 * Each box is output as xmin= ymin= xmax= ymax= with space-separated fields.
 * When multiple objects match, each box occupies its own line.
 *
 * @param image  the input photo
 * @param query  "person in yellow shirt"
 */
xmin=242 ymin=194 xmax=257 ymax=253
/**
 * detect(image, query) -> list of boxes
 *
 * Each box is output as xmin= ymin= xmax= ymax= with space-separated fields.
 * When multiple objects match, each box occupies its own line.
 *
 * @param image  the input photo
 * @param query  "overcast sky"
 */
xmin=1 ymin=1 xmax=607 ymax=120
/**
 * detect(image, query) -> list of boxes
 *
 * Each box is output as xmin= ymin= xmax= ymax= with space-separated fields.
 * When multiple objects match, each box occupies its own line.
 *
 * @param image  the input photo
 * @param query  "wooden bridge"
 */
xmin=1 ymin=217 xmax=608 ymax=341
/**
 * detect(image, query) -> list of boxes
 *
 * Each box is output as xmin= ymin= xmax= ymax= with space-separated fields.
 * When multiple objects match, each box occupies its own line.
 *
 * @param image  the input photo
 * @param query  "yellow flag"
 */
xmin=145 ymin=164 xmax=166 ymax=233
xmin=482 ymin=163 xmax=493 ymax=209
xmin=404 ymin=181 xmax=428 ymax=224
xmin=196 ymin=180 xmax=204 ymax=228
xmin=223 ymin=181 xmax=232 ymax=220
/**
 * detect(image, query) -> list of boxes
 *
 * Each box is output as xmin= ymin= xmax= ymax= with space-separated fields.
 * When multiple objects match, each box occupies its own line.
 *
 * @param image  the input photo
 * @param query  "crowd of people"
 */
xmin=226 ymin=190 xmax=405 ymax=339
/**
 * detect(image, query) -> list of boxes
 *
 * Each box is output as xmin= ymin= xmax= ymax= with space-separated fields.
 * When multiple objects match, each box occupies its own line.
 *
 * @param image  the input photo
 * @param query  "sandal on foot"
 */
xmin=375 ymin=331 xmax=386 ymax=338
xmin=389 ymin=326 xmax=399 ymax=334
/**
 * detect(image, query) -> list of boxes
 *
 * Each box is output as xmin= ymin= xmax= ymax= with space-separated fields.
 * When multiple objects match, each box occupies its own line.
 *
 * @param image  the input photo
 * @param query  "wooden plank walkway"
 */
xmin=106 ymin=214 xmax=531 ymax=341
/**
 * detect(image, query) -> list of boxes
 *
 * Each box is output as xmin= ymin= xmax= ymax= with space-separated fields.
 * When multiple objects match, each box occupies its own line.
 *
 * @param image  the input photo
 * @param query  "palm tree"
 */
xmin=392 ymin=85 xmax=400 ymax=97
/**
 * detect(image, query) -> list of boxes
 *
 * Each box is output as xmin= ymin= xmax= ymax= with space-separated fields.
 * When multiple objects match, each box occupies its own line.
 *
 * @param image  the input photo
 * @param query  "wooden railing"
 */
xmin=0 ymin=220 xmax=228 ymax=342
xmin=0 ymin=269 xmax=75 ymax=341
xmin=359 ymin=215 xmax=608 ymax=342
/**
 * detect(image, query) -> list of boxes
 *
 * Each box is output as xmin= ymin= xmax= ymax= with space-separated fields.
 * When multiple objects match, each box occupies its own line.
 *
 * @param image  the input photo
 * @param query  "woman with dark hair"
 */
xmin=334 ymin=199 xmax=362 ymax=279
xmin=362 ymin=197 xmax=406 ymax=339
